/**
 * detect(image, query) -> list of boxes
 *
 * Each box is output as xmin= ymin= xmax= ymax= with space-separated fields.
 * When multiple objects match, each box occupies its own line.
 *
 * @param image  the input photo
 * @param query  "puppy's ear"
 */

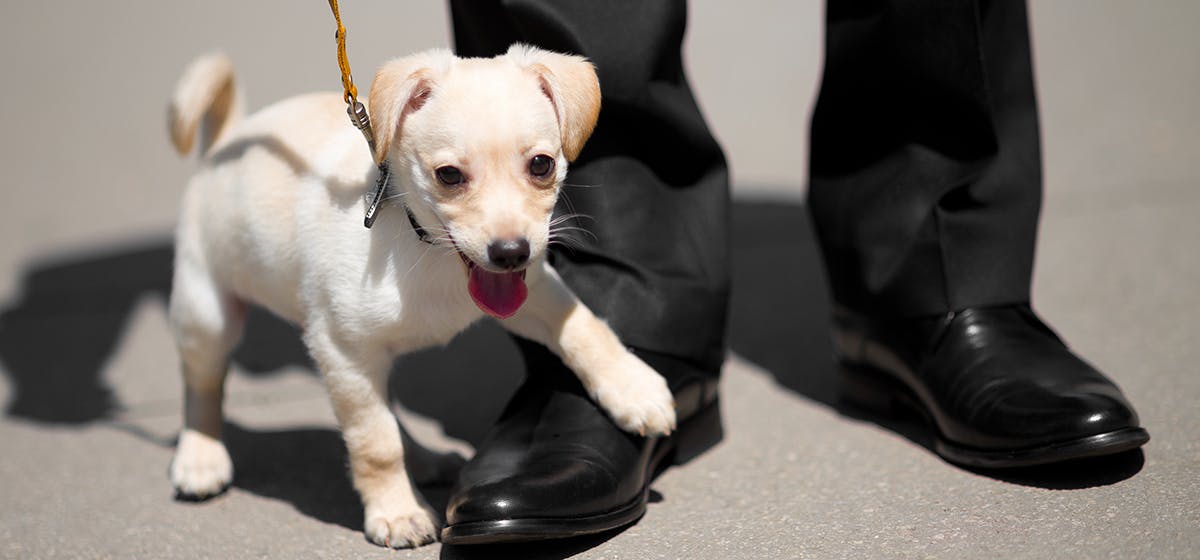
xmin=368 ymin=49 xmax=455 ymax=165
xmin=506 ymin=44 xmax=602 ymax=161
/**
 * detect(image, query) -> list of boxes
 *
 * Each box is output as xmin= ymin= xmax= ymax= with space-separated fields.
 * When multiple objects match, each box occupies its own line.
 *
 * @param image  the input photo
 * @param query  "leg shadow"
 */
xmin=218 ymin=422 xmax=363 ymax=530
xmin=214 ymin=420 xmax=467 ymax=532
xmin=389 ymin=321 xmax=526 ymax=447
xmin=727 ymin=200 xmax=837 ymax=405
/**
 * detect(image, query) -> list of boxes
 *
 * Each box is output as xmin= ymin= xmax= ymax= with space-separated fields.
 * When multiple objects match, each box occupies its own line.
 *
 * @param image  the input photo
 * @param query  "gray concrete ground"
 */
xmin=2 ymin=2 xmax=1197 ymax=559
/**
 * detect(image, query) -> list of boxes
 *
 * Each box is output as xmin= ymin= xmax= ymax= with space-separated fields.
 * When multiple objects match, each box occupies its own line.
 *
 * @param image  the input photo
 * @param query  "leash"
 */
xmin=326 ymin=0 xmax=431 ymax=241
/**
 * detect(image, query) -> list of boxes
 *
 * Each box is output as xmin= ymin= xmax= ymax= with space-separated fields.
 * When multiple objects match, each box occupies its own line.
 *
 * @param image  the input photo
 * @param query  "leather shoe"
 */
xmin=834 ymin=303 xmax=1149 ymax=467
xmin=440 ymin=343 xmax=722 ymax=544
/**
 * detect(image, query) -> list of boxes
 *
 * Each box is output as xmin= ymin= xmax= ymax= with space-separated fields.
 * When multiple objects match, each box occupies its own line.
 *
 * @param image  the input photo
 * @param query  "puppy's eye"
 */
xmin=435 ymin=166 xmax=465 ymax=186
xmin=529 ymin=155 xmax=555 ymax=179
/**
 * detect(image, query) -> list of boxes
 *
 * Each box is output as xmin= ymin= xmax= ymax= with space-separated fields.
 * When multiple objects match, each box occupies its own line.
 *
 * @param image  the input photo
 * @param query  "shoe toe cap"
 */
xmin=963 ymin=383 xmax=1140 ymax=447
xmin=1055 ymin=389 xmax=1140 ymax=437
xmin=446 ymin=459 xmax=631 ymax=526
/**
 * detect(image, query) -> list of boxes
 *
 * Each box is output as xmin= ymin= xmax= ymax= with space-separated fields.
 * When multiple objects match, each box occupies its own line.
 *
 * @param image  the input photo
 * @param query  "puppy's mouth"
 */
xmin=456 ymin=252 xmax=527 ymax=319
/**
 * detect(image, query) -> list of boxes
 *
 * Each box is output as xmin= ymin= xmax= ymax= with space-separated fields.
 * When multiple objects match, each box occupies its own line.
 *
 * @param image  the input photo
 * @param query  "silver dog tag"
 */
xmin=364 ymin=163 xmax=390 ymax=229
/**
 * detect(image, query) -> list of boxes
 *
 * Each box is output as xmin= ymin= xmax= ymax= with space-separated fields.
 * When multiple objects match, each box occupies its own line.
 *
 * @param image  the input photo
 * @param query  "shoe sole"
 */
xmin=840 ymin=362 xmax=1149 ymax=468
xmin=439 ymin=398 xmax=724 ymax=545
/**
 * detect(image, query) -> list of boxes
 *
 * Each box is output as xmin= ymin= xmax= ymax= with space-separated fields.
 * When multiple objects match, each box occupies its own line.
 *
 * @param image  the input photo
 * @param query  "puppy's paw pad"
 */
xmin=364 ymin=508 xmax=439 ymax=549
xmin=594 ymin=360 xmax=677 ymax=437
xmin=170 ymin=429 xmax=233 ymax=500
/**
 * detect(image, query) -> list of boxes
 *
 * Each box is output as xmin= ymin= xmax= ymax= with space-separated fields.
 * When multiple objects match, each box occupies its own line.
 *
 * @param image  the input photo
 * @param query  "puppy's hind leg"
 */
xmin=167 ymin=257 xmax=245 ymax=500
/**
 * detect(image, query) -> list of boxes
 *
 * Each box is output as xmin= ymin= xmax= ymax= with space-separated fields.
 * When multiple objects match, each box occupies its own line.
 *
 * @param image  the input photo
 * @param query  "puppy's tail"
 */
xmin=168 ymin=52 xmax=242 ymax=157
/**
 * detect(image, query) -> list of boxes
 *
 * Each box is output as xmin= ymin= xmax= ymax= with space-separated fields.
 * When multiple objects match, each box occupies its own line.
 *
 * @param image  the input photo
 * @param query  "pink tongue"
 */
xmin=468 ymin=267 xmax=528 ymax=318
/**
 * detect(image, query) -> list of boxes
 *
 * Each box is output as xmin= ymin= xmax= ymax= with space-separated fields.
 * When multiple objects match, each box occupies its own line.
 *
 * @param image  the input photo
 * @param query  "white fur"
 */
xmin=165 ymin=46 xmax=674 ymax=549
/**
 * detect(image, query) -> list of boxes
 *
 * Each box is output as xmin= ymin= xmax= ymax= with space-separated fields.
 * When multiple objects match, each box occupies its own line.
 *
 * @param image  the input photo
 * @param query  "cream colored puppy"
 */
xmin=166 ymin=45 xmax=675 ymax=549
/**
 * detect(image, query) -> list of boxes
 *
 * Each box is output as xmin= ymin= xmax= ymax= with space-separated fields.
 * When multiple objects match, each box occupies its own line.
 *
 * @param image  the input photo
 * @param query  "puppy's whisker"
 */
xmin=549 ymin=233 xmax=590 ymax=246
xmin=547 ymin=236 xmax=587 ymax=251
xmin=548 ymin=215 xmax=595 ymax=242
xmin=549 ymin=226 xmax=596 ymax=236
xmin=550 ymin=218 xmax=595 ymax=248
xmin=548 ymin=231 xmax=587 ymax=243
xmin=550 ymin=225 xmax=598 ymax=242
xmin=398 ymin=245 xmax=431 ymax=284
xmin=549 ymin=213 xmax=594 ymax=227
xmin=381 ymin=189 xmax=413 ymax=203
xmin=550 ymin=223 xmax=594 ymax=231
xmin=558 ymin=192 xmax=584 ymax=224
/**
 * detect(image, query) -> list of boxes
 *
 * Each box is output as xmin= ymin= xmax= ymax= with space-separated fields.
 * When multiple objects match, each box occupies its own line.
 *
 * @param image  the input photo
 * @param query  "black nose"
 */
xmin=487 ymin=238 xmax=530 ymax=269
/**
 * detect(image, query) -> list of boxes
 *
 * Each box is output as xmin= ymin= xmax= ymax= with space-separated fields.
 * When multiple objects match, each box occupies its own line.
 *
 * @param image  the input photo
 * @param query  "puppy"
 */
xmin=165 ymin=45 xmax=675 ymax=548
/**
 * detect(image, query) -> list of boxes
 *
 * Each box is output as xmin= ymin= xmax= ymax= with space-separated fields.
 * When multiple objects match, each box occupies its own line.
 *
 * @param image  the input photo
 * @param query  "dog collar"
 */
xmin=404 ymin=205 xmax=435 ymax=245
xmin=364 ymin=162 xmax=435 ymax=245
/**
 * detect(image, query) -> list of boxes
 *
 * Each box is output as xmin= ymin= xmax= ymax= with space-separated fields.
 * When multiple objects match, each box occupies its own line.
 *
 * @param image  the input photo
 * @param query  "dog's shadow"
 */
xmin=216 ymin=422 xmax=363 ymax=530
xmin=0 ymin=199 xmax=1144 ymax=556
xmin=0 ymin=233 xmax=524 ymax=533
xmin=207 ymin=420 xmax=465 ymax=532
xmin=0 ymin=237 xmax=526 ymax=435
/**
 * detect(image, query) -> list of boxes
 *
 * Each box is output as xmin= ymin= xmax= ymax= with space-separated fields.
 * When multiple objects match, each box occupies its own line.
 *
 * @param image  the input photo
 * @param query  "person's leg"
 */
xmin=809 ymin=0 xmax=1040 ymax=314
xmin=808 ymin=0 xmax=1147 ymax=466
xmin=443 ymin=0 xmax=729 ymax=543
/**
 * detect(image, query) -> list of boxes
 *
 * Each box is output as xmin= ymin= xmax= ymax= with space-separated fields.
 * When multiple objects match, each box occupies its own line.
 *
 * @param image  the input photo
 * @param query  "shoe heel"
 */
xmin=839 ymin=362 xmax=902 ymax=416
xmin=670 ymin=398 xmax=724 ymax=465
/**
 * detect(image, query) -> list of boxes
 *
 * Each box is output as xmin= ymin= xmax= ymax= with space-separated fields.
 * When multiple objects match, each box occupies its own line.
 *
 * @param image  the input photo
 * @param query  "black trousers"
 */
xmin=450 ymin=0 xmax=1042 ymax=374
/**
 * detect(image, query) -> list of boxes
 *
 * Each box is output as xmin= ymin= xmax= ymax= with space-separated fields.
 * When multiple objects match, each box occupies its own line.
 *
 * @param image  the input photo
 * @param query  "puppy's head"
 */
xmin=368 ymin=45 xmax=600 ymax=318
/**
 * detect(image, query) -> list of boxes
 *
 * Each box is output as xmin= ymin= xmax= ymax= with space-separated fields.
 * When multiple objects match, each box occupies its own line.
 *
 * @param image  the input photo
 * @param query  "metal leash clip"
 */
xmin=346 ymin=99 xmax=389 ymax=229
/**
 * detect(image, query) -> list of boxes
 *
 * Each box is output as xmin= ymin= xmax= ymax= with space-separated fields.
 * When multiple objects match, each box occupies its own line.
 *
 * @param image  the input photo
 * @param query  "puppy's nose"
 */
xmin=488 ymin=238 xmax=530 ymax=269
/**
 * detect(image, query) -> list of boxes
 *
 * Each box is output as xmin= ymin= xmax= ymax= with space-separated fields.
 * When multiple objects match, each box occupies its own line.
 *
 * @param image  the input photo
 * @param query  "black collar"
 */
xmin=404 ymin=205 xmax=435 ymax=244
xmin=364 ymin=162 xmax=435 ymax=245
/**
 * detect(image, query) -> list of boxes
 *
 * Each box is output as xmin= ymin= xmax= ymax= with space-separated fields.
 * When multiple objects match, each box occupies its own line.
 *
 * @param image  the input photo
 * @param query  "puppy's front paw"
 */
xmin=592 ymin=356 xmax=677 ymax=437
xmin=170 ymin=429 xmax=233 ymax=500
xmin=364 ymin=503 xmax=439 ymax=549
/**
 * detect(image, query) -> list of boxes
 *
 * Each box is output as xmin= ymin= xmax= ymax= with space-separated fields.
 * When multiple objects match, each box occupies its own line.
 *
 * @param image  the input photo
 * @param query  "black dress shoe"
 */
xmin=440 ymin=344 xmax=722 ymax=545
xmin=835 ymin=303 xmax=1149 ymax=468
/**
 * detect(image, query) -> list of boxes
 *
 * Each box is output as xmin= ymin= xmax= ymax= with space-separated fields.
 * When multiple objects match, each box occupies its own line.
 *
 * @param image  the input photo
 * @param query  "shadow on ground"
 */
xmin=217 ymin=422 xmax=363 ymax=530
xmin=439 ymin=528 xmax=627 ymax=560
xmin=0 ymin=200 xmax=1144 ymax=557
xmin=0 ymin=237 xmax=524 ymax=444
xmin=724 ymin=200 xmax=1147 ymax=488
xmin=724 ymin=200 xmax=1146 ymax=488
xmin=198 ymin=421 xmax=461 ymax=532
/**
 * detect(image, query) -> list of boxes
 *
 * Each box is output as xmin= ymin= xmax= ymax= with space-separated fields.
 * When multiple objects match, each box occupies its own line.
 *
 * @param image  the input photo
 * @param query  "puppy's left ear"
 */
xmin=506 ymin=44 xmax=601 ymax=161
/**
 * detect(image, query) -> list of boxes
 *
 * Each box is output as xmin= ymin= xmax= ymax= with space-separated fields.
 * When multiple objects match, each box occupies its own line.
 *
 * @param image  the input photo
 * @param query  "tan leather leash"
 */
xmin=327 ymin=0 xmax=389 ymax=229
